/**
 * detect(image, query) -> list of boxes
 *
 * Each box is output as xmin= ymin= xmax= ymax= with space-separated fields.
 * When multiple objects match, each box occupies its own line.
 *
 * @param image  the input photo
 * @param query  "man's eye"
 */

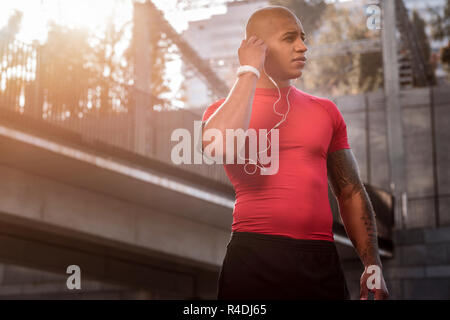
xmin=286 ymin=37 xmax=307 ymax=42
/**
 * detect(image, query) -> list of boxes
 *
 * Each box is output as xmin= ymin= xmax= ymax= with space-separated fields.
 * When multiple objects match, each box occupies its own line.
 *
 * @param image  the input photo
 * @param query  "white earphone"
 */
xmin=236 ymin=58 xmax=292 ymax=175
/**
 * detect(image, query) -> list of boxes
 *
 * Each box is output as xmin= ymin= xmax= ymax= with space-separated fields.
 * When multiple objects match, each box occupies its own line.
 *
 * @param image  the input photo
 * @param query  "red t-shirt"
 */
xmin=201 ymin=85 xmax=351 ymax=241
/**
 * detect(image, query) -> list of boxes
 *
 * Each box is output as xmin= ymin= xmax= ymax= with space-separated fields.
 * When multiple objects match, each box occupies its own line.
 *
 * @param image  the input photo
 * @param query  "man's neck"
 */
xmin=255 ymin=75 xmax=291 ymax=89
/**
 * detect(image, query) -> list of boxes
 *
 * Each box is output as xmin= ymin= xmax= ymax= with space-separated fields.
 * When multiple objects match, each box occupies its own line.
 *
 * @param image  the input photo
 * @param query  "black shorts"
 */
xmin=217 ymin=231 xmax=351 ymax=300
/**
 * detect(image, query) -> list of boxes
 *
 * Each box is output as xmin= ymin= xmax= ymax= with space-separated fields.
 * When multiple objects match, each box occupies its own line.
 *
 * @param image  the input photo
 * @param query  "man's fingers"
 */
xmin=248 ymin=36 xmax=260 ymax=44
xmin=374 ymin=290 xmax=383 ymax=300
xmin=374 ymin=289 xmax=389 ymax=300
xmin=246 ymin=35 xmax=255 ymax=43
xmin=360 ymin=280 xmax=369 ymax=300
xmin=255 ymin=38 xmax=264 ymax=45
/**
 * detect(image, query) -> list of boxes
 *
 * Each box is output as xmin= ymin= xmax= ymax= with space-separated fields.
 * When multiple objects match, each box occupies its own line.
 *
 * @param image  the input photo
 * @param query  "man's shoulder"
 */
xmin=299 ymin=90 xmax=336 ymax=108
xmin=209 ymin=97 xmax=227 ymax=108
xmin=299 ymin=91 xmax=343 ymax=126
xmin=205 ymin=97 xmax=226 ymax=113
xmin=202 ymin=98 xmax=226 ymax=122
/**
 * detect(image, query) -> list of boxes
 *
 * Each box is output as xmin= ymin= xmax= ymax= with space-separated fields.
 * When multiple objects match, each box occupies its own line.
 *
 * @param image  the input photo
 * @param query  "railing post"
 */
xmin=381 ymin=0 xmax=406 ymax=229
xmin=32 ymin=41 xmax=43 ymax=119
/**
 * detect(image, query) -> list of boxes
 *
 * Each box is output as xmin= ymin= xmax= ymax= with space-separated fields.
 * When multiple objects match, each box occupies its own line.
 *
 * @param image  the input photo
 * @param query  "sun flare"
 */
xmin=0 ymin=0 xmax=133 ymax=44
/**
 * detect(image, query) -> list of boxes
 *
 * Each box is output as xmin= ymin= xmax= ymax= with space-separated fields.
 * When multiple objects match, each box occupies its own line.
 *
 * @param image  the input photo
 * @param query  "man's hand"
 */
xmin=359 ymin=265 xmax=389 ymax=300
xmin=238 ymin=35 xmax=268 ymax=73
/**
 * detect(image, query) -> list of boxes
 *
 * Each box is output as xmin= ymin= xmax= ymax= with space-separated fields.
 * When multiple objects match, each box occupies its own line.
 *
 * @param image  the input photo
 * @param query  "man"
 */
xmin=201 ymin=5 xmax=389 ymax=300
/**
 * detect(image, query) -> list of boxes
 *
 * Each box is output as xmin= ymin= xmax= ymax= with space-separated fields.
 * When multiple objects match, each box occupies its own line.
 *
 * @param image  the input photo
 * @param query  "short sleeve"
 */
xmin=327 ymin=100 xmax=351 ymax=155
xmin=202 ymin=98 xmax=226 ymax=122
xmin=198 ymin=98 xmax=226 ymax=155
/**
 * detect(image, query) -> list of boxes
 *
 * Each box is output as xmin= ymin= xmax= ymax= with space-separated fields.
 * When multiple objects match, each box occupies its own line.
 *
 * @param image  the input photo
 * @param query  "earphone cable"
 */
xmin=237 ymin=62 xmax=291 ymax=174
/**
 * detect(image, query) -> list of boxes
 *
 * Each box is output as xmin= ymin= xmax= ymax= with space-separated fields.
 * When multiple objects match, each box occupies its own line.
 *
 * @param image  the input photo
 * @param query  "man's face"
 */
xmin=265 ymin=17 xmax=308 ymax=80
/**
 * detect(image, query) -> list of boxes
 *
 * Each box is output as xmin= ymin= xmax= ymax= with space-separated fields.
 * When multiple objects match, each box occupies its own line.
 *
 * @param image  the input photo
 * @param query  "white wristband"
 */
xmin=237 ymin=65 xmax=260 ymax=79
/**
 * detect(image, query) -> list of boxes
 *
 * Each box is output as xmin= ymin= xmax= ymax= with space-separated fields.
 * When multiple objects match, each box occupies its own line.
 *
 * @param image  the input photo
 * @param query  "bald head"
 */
xmin=245 ymin=6 xmax=301 ymax=41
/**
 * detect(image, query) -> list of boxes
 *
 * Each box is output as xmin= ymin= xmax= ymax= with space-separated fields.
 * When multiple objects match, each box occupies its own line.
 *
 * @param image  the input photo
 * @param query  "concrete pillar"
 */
xmin=132 ymin=3 xmax=157 ymax=156
xmin=32 ymin=41 xmax=43 ymax=119
xmin=381 ymin=0 xmax=406 ymax=229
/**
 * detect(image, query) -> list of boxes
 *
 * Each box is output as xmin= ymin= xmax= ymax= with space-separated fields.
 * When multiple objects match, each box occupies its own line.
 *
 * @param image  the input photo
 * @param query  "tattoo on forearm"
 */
xmin=359 ymin=190 xmax=381 ymax=266
xmin=327 ymin=150 xmax=362 ymax=198
xmin=327 ymin=150 xmax=381 ymax=266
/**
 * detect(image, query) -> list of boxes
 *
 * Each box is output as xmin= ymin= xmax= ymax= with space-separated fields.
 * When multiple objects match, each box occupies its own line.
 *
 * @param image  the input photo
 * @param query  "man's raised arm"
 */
xmin=202 ymin=36 xmax=267 ymax=159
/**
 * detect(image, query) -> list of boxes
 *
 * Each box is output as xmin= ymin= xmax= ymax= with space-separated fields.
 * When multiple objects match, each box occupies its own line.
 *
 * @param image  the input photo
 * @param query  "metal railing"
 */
xmin=0 ymin=37 xmax=231 ymax=185
xmin=0 ymin=39 xmax=133 ymax=148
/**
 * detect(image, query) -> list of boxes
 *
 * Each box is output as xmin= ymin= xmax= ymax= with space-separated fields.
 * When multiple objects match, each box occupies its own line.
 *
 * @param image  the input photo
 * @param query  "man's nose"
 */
xmin=295 ymin=38 xmax=307 ymax=52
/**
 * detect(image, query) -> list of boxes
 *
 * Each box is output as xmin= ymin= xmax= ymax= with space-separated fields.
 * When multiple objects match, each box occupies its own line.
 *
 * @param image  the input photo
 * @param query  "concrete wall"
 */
xmin=333 ymin=85 xmax=450 ymax=230
xmin=333 ymin=85 xmax=450 ymax=300
xmin=342 ymin=226 xmax=450 ymax=299
xmin=0 ymin=261 xmax=221 ymax=299
xmin=0 ymin=163 xmax=229 ymax=299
